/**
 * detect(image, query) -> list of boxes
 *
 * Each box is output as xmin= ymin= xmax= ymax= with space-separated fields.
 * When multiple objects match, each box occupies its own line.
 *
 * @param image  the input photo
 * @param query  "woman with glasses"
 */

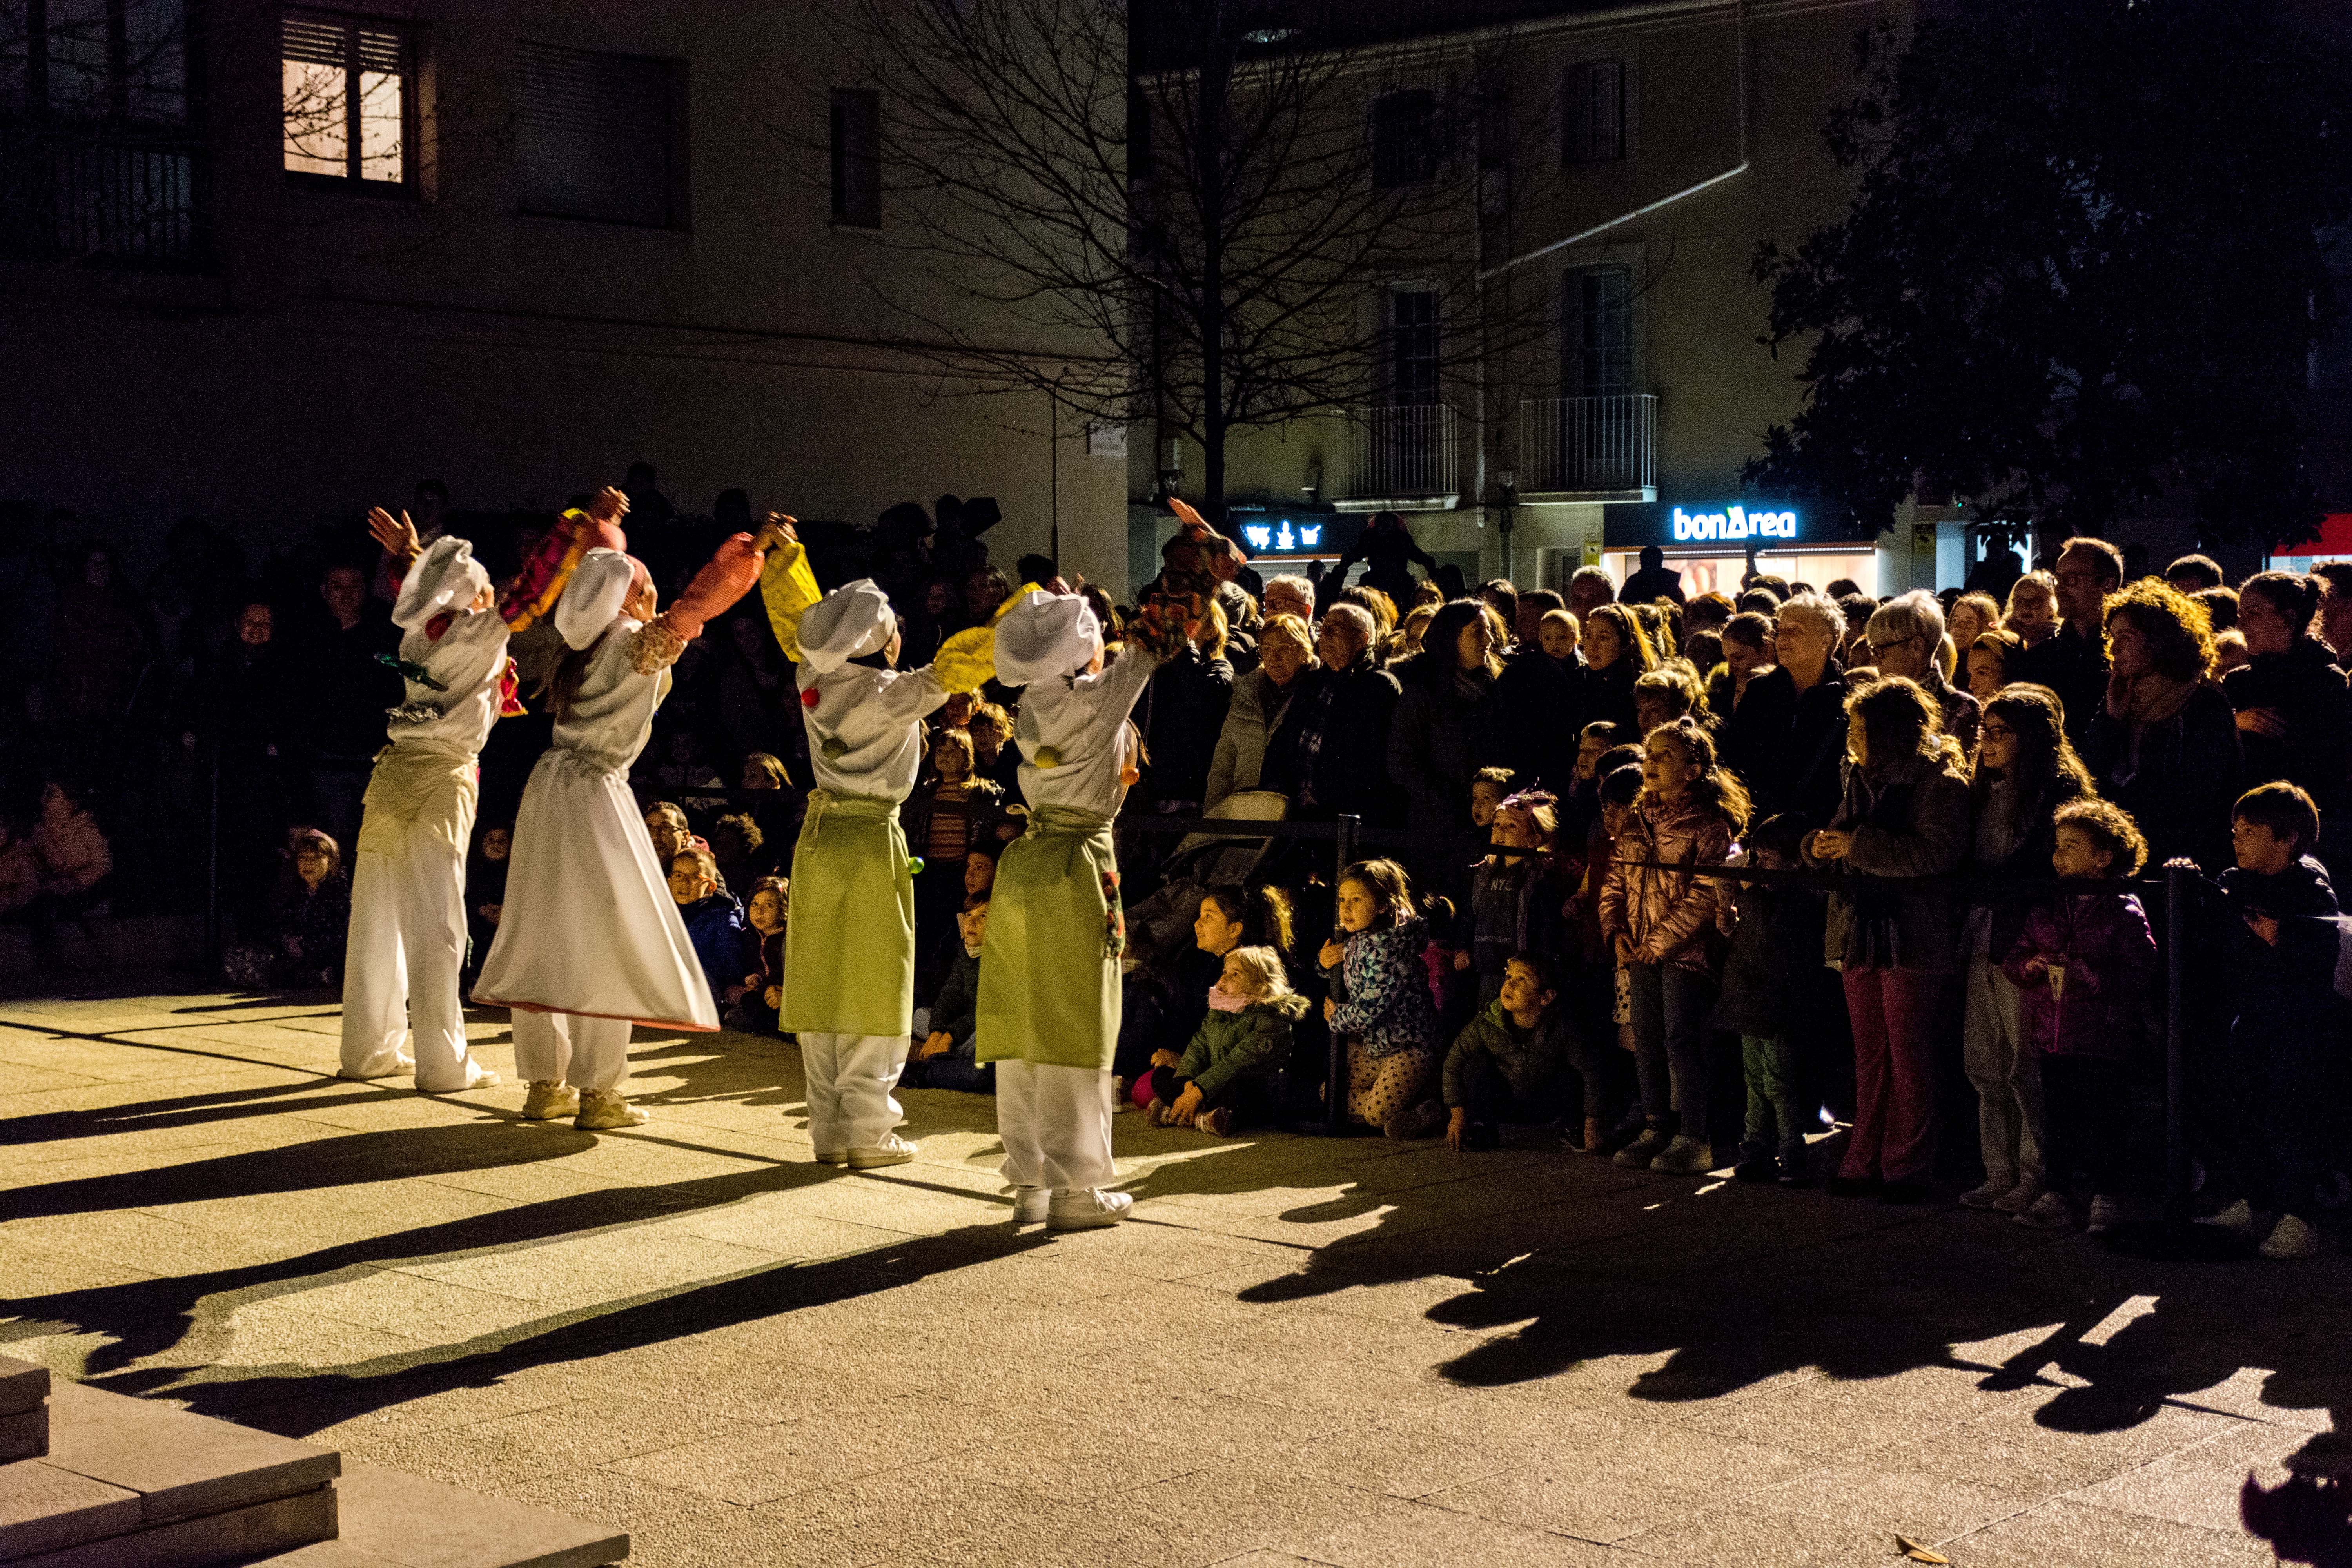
xmin=1864 ymin=591 xmax=1980 ymax=754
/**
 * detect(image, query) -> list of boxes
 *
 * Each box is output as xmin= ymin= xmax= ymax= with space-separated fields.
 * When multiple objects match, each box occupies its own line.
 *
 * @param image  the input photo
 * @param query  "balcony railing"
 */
xmin=0 ymin=127 xmax=207 ymax=267
xmin=1343 ymin=403 xmax=1458 ymax=503
xmin=1517 ymin=394 xmax=1656 ymax=495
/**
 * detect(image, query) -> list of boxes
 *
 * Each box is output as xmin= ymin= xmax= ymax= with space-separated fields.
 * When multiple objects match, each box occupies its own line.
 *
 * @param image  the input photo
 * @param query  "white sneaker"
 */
xmin=1046 ymin=1187 xmax=1133 ymax=1231
xmin=2013 ymin=1190 xmax=2072 ymax=1229
xmin=2196 ymin=1198 xmax=2256 ymax=1234
xmin=847 ymin=1133 xmax=918 ymax=1170
xmin=1959 ymin=1177 xmax=2013 ymax=1210
xmin=519 ymin=1080 xmax=579 ymax=1121
xmin=336 ymin=1056 xmax=412 ymax=1081
xmin=1649 ymin=1136 xmax=1716 ymax=1175
xmin=422 ymin=1063 xmax=500 ymax=1096
xmin=1011 ymin=1185 xmax=1051 ymax=1224
xmin=574 ymin=1089 xmax=650 ymax=1130
xmin=2260 ymin=1213 xmax=2321 ymax=1259
xmin=2085 ymin=1195 xmax=2120 ymax=1235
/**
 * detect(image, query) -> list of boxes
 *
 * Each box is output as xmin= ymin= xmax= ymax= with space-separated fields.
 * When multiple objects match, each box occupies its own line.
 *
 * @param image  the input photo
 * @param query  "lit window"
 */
xmin=283 ymin=10 xmax=410 ymax=189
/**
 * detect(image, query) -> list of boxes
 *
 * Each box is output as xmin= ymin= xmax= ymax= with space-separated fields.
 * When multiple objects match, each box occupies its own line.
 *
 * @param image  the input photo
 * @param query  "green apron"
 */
xmin=781 ymin=790 xmax=916 ymax=1037
xmin=976 ymin=806 xmax=1123 ymax=1070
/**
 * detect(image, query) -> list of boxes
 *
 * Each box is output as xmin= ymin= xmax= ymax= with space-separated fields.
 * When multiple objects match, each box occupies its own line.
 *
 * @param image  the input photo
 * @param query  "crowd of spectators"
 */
xmin=35 ymin=470 xmax=2352 ymax=1256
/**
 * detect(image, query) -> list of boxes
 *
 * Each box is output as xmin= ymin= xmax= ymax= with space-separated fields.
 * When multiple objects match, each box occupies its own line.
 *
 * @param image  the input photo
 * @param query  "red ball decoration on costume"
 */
xmin=800 ymin=686 xmax=821 ymax=708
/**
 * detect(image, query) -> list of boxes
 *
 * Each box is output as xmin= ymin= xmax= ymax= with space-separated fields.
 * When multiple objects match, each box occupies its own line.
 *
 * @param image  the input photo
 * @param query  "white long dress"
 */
xmin=472 ymin=617 xmax=717 ymax=1036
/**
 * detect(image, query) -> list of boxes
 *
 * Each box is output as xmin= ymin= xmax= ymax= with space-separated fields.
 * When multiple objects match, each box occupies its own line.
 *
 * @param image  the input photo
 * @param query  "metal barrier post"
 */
xmin=2163 ymin=858 xmax=2189 ymax=1227
xmin=205 ymin=743 xmax=221 ymax=971
xmin=1326 ymin=814 xmax=1360 ymax=1134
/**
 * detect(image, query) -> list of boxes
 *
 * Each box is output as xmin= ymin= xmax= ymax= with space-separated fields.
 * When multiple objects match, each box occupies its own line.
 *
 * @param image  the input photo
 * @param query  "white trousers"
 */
xmin=339 ymin=835 xmax=478 ymax=1091
xmin=510 ymin=1009 xmax=634 ymax=1093
xmin=1964 ymin=958 xmax=2046 ymax=1190
xmin=799 ymin=1032 xmax=907 ymax=1153
xmin=996 ymin=1060 xmax=1115 ymax=1192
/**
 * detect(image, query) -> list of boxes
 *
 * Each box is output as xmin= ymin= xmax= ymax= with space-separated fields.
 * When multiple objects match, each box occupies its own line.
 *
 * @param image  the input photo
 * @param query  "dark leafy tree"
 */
xmin=1748 ymin=0 xmax=2352 ymax=546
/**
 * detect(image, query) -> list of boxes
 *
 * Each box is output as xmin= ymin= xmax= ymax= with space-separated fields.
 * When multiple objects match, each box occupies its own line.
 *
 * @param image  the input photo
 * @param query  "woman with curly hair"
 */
xmin=2084 ymin=580 xmax=2243 ymax=871
xmin=1806 ymin=677 xmax=1970 ymax=1203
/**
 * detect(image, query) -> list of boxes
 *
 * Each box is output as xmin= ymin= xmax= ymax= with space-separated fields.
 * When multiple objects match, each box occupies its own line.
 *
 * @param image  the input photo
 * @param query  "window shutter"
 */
xmin=517 ymin=42 xmax=681 ymax=228
xmin=1564 ymin=60 xmax=1625 ymax=165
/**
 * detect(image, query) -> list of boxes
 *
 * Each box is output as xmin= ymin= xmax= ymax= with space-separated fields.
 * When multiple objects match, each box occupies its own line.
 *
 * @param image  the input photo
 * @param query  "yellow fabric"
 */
xmin=933 ymin=581 xmax=1040 ymax=694
xmin=357 ymin=746 xmax=479 ymax=860
xmin=759 ymin=541 xmax=825 ymax=662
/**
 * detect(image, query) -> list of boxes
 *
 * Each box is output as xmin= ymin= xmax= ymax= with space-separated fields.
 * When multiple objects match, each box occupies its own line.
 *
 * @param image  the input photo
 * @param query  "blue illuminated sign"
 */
xmin=1239 ymin=519 xmax=1326 ymax=554
xmin=1671 ymin=505 xmax=1797 ymax=543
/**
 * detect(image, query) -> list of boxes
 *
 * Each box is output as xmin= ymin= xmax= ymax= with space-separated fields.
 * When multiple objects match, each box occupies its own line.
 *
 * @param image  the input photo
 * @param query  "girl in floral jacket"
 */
xmin=1602 ymin=717 xmax=1750 ymax=1174
xmin=1318 ymin=857 xmax=1442 ymax=1137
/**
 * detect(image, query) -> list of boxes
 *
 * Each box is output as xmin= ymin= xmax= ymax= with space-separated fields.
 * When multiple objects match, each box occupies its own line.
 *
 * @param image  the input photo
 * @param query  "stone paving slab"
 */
xmin=2 ymin=991 xmax=2348 ymax=1566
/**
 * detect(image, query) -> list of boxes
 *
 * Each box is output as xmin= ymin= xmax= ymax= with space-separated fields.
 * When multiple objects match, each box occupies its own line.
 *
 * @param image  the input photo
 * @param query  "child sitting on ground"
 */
xmin=2200 ymin=782 xmax=2344 ymax=1259
xmin=1317 ymin=858 xmax=1443 ymax=1136
xmin=907 ymin=895 xmax=992 ymax=1091
xmin=668 ymin=845 xmax=748 ymax=1015
xmin=1434 ymin=951 xmax=1573 ymax=1151
xmin=223 ymin=829 xmax=350 ymax=991
xmin=1710 ymin=813 xmax=1817 ymax=1185
xmin=1149 ymin=944 xmax=1308 ymax=1136
xmin=1454 ymin=790 xmax=1569 ymax=1007
xmin=725 ymin=874 xmax=787 ymax=1033
xmin=2002 ymin=798 xmax=2157 ymax=1234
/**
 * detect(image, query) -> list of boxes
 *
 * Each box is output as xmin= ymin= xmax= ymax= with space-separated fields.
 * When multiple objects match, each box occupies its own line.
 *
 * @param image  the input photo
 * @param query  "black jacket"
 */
xmin=1490 ymin=650 xmax=1588 ymax=792
xmin=1262 ymin=656 xmax=1402 ymax=822
xmin=2224 ymin=637 xmax=2351 ymax=815
xmin=2014 ymin=628 xmax=2109 ymax=749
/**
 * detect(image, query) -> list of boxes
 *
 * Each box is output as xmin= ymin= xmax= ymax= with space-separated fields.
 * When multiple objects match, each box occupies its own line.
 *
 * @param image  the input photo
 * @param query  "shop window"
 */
xmin=283 ymin=10 xmax=412 ymax=189
xmin=517 ymin=42 xmax=688 ymax=229
xmin=1563 ymin=59 xmax=1625 ymax=165
xmin=830 ymin=88 xmax=880 ymax=228
xmin=1371 ymin=89 xmax=1437 ymax=190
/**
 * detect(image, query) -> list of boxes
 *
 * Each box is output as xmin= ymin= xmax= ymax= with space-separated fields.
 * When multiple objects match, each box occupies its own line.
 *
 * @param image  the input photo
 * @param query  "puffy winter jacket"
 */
xmin=1324 ymin=915 xmax=1440 ymax=1057
xmin=1441 ymin=998 xmax=1571 ymax=1107
xmin=1599 ymin=795 xmax=1735 ymax=974
xmin=2001 ymin=889 xmax=2157 ymax=1059
xmin=1175 ymin=993 xmax=1310 ymax=1098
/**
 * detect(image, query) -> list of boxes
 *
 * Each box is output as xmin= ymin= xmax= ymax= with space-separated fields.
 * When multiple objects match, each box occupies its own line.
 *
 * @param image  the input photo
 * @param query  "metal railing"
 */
xmin=1343 ymin=403 xmax=1458 ymax=502
xmin=1516 ymin=393 xmax=1656 ymax=495
xmin=0 ymin=127 xmax=207 ymax=267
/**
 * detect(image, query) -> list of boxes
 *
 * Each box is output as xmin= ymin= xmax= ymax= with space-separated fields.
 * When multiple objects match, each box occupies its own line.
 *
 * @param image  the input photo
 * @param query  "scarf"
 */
xmin=2115 ymin=671 xmax=2198 ymax=729
xmin=1206 ymin=983 xmax=1251 ymax=1013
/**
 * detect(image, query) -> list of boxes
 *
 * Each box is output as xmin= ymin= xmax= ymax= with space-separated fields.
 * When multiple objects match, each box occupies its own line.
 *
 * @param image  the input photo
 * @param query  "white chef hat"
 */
xmin=554 ymin=548 xmax=645 ymax=650
xmin=395 ymin=535 xmax=490 ymax=626
xmin=797 ymin=579 xmax=896 ymax=675
xmin=992 ymin=589 xmax=1100 ymax=688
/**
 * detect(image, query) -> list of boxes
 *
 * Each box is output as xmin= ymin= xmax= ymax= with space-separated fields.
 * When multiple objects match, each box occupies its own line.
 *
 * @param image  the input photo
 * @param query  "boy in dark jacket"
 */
xmin=2203 ymin=783 xmax=2343 ymax=1258
xmin=1439 ymin=952 xmax=1574 ymax=1151
xmin=907 ymin=897 xmax=990 ymax=1091
xmin=1150 ymin=945 xmax=1306 ymax=1136
xmin=668 ymin=847 xmax=748 ymax=1016
xmin=1711 ymin=816 xmax=1817 ymax=1184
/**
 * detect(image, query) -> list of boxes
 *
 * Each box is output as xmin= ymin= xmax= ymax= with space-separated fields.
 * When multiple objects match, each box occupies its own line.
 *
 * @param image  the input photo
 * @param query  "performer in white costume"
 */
xmin=474 ymin=525 xmax=773 ymax=1128
xmin=780 ymin=580 xmax=957 ymax=1169
xmin=338 ymin=507 xmax=526 ymax=1091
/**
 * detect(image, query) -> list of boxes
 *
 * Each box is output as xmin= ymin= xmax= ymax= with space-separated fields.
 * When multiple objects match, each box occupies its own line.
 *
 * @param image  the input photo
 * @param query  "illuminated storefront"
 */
xmin=1599 ymin=500 xmax=1883 ymax=600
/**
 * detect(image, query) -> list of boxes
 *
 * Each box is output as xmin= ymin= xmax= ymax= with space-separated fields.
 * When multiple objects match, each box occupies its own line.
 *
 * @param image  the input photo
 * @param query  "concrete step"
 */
xmin=264 ymin=1463 xmax=628 ymax=1568
xmin=0 ymin=1379 xmax=337 ymax=1566
xmin=0 ymin=1360 xmax=45 ymax=1464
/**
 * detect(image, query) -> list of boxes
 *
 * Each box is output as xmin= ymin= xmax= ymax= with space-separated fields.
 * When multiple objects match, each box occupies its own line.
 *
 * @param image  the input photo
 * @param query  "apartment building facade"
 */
xmin=1 ymin=0 xmax=1128 ymax=586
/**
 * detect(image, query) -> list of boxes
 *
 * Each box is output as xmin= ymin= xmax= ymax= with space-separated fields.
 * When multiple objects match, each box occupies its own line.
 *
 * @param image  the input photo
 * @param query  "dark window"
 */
xmin=829 ymin=87 xmax=879 ymax=228
xmin=3 ymin=0 xmax=187 ymax=123
xmin=1389 ymin=289 xmax=1439 ymax=405
xmin=1370 ymin=89 xmax=1437 ymax=190
xmin=1564 ymin=266 xmax=1633 ymax=395
xmin=1563 ymin=59 xmax=1625 ymax=165
xmin=517 ymin=42 xmax=687 ymax=229
xmin=283 ymin=10 xmax=412 ymax=189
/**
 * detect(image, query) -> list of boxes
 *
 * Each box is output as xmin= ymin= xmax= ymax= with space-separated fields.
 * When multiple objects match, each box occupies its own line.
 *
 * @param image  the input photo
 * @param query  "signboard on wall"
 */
xmin=1606 ymin=500 xmax=1874 ymax=551
xmin=1222 ymin=507 xmax=1355 ymax=561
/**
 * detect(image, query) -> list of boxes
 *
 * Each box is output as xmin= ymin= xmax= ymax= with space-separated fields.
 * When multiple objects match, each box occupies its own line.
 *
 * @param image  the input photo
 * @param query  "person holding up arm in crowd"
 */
xmin=473 ymin=514 xmax=778 ymax=1128
xmin=980 ymin=499 xmax=1240 ymax=1230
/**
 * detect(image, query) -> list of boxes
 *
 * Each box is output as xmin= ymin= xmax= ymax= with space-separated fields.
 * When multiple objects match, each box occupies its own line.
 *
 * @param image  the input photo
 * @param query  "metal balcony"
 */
xmin=0 ymin=127 xmax=207 ymax=267
xmin=1341 ymin=403 xmax=1459 ymax=507
xmin=1517 ymin=394 xmax=1656 ymax=498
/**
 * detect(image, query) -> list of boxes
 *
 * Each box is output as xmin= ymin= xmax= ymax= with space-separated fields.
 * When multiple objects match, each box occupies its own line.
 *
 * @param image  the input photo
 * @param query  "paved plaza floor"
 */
xmin=0 ymin=991 xmax=2344 ymax=1566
